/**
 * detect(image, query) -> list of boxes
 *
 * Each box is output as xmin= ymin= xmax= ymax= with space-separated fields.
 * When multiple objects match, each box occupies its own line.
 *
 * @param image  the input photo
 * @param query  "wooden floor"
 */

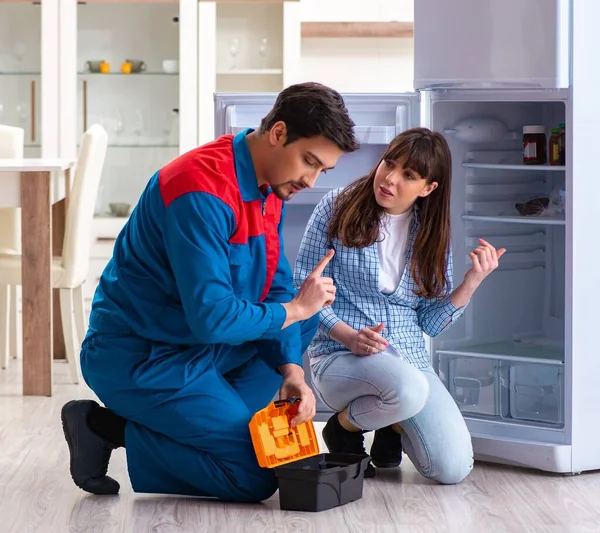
xmin=1 ymin=362 xmax=600 ymax=533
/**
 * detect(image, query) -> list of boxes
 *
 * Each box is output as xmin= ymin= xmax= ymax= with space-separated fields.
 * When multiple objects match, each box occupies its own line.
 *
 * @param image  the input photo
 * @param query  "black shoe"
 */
xmin=322 ymin=413 xmax=376 ymax=478
xmin=370 ymin=425 xmax=403 ymax=468
xmin=61 ymin=400 xmax=120 ymax=495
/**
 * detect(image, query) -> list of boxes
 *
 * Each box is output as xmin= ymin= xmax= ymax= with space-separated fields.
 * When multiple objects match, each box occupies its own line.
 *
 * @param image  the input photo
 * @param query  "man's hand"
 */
xmin=278 ymin=364 xmax=316 ymax=427
xmin=282 ymin=250 xmax=335 ymax=328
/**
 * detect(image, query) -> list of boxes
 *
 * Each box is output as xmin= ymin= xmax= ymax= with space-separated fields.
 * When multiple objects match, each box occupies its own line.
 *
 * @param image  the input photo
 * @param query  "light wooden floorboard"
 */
xmin=2 ymin=362 xmax=600 ymax=532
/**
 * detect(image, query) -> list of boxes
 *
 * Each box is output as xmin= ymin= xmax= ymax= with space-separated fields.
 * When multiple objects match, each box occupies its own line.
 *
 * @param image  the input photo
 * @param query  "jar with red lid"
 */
xmin=523 ymin=126 xmax=547 ymax=165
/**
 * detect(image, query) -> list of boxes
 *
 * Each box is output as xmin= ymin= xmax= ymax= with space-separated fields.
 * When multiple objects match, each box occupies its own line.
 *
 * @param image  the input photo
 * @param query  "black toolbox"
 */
xmin=274 ymin=452 xmax=371 ymax=512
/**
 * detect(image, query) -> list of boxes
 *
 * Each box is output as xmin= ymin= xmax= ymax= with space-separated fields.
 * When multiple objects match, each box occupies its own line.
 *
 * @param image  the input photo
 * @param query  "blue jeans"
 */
xmin=310 ymin=348 xmax=474 ymax=484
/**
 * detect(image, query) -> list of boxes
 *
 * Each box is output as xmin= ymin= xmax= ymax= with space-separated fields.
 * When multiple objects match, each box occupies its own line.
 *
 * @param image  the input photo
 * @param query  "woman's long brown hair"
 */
xmin=328 ymin=128 xmax=452 ymax=300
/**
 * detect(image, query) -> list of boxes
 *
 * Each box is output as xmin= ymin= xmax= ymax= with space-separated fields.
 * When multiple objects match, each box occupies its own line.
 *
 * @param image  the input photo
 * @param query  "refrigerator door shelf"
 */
xmin=230 ymin=125 xmax=396 ymax=146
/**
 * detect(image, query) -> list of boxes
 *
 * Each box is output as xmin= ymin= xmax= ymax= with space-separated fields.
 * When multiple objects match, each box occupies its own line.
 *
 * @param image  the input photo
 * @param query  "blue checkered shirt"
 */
xmin=293 ymin=189 xmax=466 ymax=369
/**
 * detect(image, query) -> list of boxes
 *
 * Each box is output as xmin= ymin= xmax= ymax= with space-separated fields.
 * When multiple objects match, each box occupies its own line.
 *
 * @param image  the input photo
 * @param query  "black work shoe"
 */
xmin=61 ymin=400 xmax=120 ymax=495
xmin=370 ymin=425 xmax=403 ymax=468
xmin=322 ymin=413 xmax=376 ymax=478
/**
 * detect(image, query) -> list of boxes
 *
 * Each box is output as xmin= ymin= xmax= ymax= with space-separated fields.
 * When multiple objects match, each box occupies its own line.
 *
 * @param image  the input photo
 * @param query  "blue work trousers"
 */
xmin=81 ymin=312 xmax=318 ymax=502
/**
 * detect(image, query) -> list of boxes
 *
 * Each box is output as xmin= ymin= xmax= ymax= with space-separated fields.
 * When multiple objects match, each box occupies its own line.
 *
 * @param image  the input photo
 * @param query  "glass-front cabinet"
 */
xmin=0 ymin=0 xmax=300 ymax=310
xmin=68 ymin=0 xmax=299 ymax=217
xmin=0 ymin=0 xmax=300 ymax=216
xmin=74 ymin=0 xmax=196 ymax=217
xmin=0 ymin=1 xmax=52 ymax=158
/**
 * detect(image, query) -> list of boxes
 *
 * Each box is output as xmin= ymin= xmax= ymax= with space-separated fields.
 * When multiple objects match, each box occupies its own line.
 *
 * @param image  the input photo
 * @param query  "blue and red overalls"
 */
xmin=81 ymin=129 xmax=318 ymax=502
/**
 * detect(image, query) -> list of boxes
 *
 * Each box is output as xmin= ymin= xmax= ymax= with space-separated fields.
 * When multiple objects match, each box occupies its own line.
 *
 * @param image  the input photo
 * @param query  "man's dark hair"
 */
xmin=259 ymin=82 xmax=359 ymax=152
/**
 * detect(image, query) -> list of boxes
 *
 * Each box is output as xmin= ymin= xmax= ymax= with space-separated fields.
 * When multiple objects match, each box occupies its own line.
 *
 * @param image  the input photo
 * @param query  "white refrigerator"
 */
xmin=213 ymin=0 xmax=600 ymax=475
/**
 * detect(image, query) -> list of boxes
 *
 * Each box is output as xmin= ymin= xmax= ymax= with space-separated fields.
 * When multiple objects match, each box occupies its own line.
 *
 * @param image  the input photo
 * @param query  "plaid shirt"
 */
xmin=293 ymin=189 xmax=466 ymax=369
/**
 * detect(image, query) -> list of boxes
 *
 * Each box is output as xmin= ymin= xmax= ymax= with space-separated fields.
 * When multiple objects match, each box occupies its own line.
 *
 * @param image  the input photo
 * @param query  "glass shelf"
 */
xmin=0 ymin=72 xmax=41 ymax=76
xmin=76 ymin=144 xmax=178 ymax=149
xmin=462 ymin=162 xmax=566 ymax=171
xmin=216 ymin=69 xmax=283 ymax=76
xmin=462 ymin=214 xmax=566 ymax=226
xmin=78 ymin=72 xmax=178 ymax=77
xmin=438 ymin=340 xmax=564 ymax=364
xmin=108 ymin=144 xmax=178 ymax=148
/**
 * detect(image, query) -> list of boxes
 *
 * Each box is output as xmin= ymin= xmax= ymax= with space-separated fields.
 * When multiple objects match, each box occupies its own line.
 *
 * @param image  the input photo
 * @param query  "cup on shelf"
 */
xmin=126 ymin=59 xmax=146 ymax=73
xmin=85 ymin=60 xmax=105 ymax=73
xmin=162 ymin=59 xmax=179 ymax=74
xmin=109 ymin=202 xmax=131 ymax=218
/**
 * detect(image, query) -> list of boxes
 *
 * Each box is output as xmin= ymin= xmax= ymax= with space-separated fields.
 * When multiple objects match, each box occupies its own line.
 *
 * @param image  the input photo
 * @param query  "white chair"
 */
xmin=0 ymin=124 xmax=24 ymax=370
xmin=0 ymin=124 xmax=108 ymax=383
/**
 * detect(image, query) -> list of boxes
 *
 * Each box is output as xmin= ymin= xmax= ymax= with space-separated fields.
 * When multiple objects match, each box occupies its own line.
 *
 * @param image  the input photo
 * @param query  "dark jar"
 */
xmin=523 ymin=126 xmax=547 ymax=165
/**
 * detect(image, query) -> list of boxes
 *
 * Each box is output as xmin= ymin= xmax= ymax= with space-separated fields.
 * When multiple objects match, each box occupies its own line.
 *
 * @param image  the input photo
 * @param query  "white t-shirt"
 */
xmin=377 ymin=210 xmax=413 ymax=295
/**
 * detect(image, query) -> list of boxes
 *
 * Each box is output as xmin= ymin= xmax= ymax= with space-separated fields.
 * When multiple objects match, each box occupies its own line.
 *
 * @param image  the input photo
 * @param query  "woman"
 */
xmin=294 ymin=128 xmax=505 ymax=483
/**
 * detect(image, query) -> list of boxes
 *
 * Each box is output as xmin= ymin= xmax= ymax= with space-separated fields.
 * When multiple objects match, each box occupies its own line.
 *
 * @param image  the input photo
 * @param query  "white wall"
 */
xmin=299 ymin=0 xmax=413 ymax=23
xmin=299 ymin=37 xmax=414 ymax=93
xmin=297 ymin=0 xmax=414 ymax=93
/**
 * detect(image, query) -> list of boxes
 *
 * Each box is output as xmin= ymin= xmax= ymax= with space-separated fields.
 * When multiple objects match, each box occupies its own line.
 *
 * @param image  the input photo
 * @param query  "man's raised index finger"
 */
xmin=310 ymin=249 xmax=335 ymax=277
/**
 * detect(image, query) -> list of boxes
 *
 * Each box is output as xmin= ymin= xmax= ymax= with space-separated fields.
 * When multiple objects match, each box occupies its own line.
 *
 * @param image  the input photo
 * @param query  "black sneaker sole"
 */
xmin=371 ymin=460 xmax=401 ymax=468
xmin=61 ymin=400 xmax=120 ymax=495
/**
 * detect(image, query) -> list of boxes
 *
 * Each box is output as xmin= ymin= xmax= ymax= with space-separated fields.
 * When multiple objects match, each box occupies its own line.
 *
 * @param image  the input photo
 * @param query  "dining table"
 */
xmin=0 ymin=158 xmax=76 ymax=396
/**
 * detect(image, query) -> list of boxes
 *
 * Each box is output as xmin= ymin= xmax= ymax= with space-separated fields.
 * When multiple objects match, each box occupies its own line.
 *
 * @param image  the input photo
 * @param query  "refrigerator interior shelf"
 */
xmin=462 ymin=214 xmax=566 ymax=226
xmin=437 ymin=340 xmax=564 ymax=366
xmin=463 ymin=162 xmax=566 ymax=172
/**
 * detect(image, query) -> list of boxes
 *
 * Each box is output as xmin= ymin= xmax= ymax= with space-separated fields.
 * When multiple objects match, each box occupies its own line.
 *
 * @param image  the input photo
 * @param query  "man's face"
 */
xmin=265 ymin=122 xmax=343 ymax=201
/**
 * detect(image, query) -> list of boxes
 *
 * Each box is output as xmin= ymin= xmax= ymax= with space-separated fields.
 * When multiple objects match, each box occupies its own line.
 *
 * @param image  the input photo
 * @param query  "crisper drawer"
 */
xmin=439 ymin=354 xmax=506 ymax=418
xmin=508 ymin=363 xmax=563 ymax=426
xmin=438 ymin=346 xmax=564 ymax=428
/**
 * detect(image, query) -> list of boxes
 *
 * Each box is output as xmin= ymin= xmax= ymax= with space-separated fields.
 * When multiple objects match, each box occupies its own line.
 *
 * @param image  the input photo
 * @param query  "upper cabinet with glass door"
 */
xmin=70 ymin=0 xmax=198 ymax=218
xmin=0 ymin=1 xmax=45 ymax=157
xmin=197 ymin=0 xmax=301 ymax=143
